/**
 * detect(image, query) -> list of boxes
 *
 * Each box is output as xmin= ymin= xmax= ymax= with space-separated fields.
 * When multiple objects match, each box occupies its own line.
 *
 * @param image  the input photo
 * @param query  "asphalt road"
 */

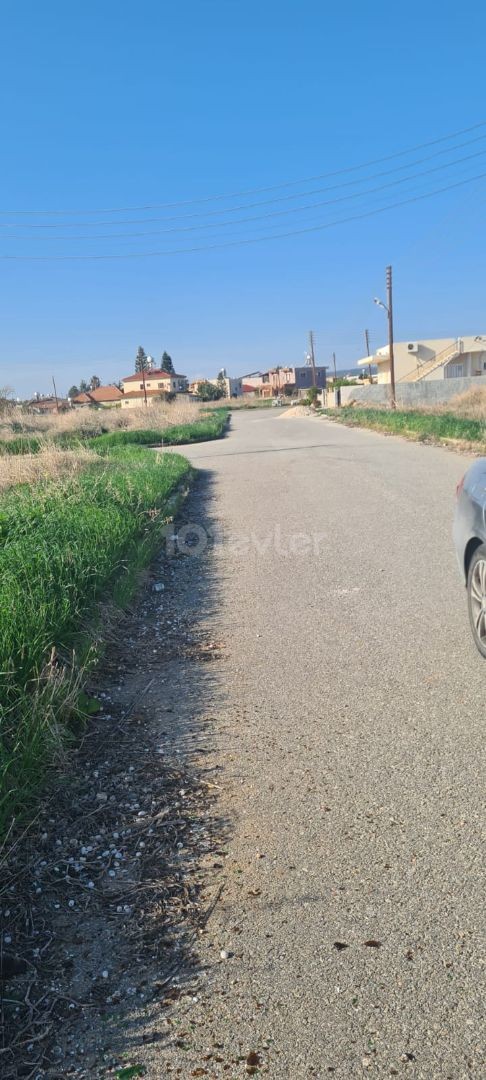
xmin=161 ymin=410 xmax=485 ymax=1078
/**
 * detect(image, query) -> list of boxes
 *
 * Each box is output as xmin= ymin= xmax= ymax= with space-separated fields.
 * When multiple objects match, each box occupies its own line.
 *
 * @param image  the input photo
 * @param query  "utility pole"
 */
xmin=364 ymin=329 xmax=373 ymax=382
xmin=386 ymin=266 xmax=396 ymax=408
xmin=52 ymin=376 xmax=60 ymax=413
xmin=141 ymin=363 xmax=148 ymax=406
xmin=308 ymin=330 xmax=317 ymax=387
xmin=332 ymin=351 xmax=337 ymax=381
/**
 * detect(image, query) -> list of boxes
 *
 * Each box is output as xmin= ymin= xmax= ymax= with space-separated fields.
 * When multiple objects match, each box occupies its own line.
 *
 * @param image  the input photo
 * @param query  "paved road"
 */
xmin=164 ymin=411 xmax=485 ymax=1078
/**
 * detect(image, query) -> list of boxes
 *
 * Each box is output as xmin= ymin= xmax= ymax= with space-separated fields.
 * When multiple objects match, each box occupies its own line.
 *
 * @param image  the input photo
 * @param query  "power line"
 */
xmin=1 ymin=169 xmax=485 ymax=261
xmin=3 ymin=149 xmax=485 ymax=244
xmin=3 ymin=133 xmax=486 ymax=230
xmin=0 ymin=121 xmax=485 ymax=217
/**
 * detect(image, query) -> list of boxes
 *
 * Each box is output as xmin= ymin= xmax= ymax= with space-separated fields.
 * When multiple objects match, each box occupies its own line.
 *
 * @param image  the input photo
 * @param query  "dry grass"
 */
xmin=0 ymin=398 xmax=202 ymax=442
xmin=0 ymin=445 xmax=99 ymax=490
xmin=447 ymin=385 xmax=486 ymax=420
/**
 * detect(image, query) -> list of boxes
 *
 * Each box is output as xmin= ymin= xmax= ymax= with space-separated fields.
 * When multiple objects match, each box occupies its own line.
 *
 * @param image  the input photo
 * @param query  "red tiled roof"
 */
xmin=73 ymin=385 xmax=123 ymax=404
xmin=121 ymin=369 xmax=180 ymax=382
xmin=242 ymin=384 xmax=257 ymax=392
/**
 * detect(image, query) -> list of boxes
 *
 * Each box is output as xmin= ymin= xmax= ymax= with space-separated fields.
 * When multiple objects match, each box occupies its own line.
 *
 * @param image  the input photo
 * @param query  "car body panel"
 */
xmin=453 ymin=458 xmax=486 ymax=581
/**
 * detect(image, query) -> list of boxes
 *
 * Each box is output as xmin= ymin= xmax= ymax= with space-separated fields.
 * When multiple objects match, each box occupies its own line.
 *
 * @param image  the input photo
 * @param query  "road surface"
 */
xmin=159 ymin=410 xmax=485 ymax=1077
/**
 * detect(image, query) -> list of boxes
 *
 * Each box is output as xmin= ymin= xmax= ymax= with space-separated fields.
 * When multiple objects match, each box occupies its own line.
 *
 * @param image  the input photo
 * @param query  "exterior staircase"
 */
xmin=404 ymin=339 xmax=463 ymax=383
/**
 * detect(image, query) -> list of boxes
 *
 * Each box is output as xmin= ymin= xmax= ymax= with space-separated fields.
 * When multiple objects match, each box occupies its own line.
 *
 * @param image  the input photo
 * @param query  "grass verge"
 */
xmin=323 ymin=407 xmax=486 ymax=447
xmin=90 ymin=407 xmax=229 ymax=451
xmin=0 ymin=447 xmax=192 ymax=838
xmin=0 ymin=407 xmax=230 ymax=456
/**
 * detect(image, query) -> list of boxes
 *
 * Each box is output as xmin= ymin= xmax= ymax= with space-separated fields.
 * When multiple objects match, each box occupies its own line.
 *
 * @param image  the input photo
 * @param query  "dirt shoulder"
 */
xmin=1 ymin=477 xmax=229 ymax=1079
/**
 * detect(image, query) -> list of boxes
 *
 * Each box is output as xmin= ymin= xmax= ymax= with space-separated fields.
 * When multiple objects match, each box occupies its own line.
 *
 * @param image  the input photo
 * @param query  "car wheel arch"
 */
xmin=464 ymin=536 xmax=484 ymax=579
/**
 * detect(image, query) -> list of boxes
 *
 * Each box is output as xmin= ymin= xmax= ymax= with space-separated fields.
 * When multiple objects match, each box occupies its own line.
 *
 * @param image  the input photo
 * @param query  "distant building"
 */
xmin=27 ymin=395 xmax=69 ymax=414
xmin=71 ymin=385 xmax=123 ymax=408
xmin=121 ymin=368 xmax=188 ymax=396
xmin=357 ymin=336 xmax=486 ymax=384
xmin=239 ymin=371 xmax=266 ymax=388
xmin=244 ymin=365 xmax=327 ymax=397
xmin=189 ymin=376 xmax=243 ymax=398
xmin=208 ymin=376 xmax=242 ymax=398
xmin=293 ymin=365 xmax=327 ymax=391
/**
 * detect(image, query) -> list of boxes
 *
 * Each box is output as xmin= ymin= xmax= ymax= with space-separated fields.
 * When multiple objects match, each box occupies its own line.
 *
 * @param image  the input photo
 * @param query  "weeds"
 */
xmin=0 ymin=448 xmax=192 ymax=836
xmin=0 ymin=407 xmax=230 ymax=456
xmin=325 ymin=406 xmax=486 ymax=445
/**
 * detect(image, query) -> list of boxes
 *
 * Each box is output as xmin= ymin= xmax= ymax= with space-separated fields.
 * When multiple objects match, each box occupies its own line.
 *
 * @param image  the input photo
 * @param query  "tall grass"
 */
xmin=0 ymin=406 xmax=230 ymax=456
xmin=326 ymin=407 xmax=486 ymax=444
xmin=0 ymin=397 xmax=202 ymax=442
xmin=0 ymin=449 xmax=192 ymax=835
xmin=0 ymin=446 xmax=98 ymax=490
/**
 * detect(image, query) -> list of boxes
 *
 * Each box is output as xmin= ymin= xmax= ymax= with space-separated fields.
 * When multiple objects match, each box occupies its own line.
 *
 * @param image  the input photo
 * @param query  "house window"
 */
xmin=158 ymin=382 xmax=164 ymax=388
xmin=447 ymin=363 xmax=464 ymax=379
xmin=139 ymin=383 xmax=143 ymax=390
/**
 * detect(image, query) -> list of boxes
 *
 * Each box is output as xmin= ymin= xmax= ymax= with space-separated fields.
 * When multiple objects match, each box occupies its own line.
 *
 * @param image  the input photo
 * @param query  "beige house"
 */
xmin=209 ymin=376 xmax=243 ymax=398
xmin=189 ymin=376 xmax=243 ymax=398
xmin=121 ymin=368 xmax=188 ymax=396
xmin=120 ymin=389 xmax=166 ymax=408
xmin=358 ymin=336 xmax=486 ymax=384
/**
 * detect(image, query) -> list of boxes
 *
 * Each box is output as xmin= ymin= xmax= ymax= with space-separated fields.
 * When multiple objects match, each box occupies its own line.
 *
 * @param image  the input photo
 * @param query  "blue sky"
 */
xmin=1 ymin=0 xmax=486 ymax=397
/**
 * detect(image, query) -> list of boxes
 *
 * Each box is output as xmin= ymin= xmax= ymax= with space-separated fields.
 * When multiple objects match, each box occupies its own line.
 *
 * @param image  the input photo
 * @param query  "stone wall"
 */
xmin=338 ymin=375 xmax=486 ymax=409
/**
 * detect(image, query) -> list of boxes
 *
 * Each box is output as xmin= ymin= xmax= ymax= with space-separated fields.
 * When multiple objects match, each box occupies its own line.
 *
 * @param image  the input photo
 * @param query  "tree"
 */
xmin=197 ymin=380 xmax=224 ymax=402
xmin=79 ymin=379 xmax=89 ymax=393
xmin=68 ymin=385 xmax=80 ymax=398
xmin=161 ymin=351 xmax=175 ymax=374
xmin=90 ymin=375 xmax=101 ymax=390
xmin=217 ymin=371 xmax=227 ymax=398
xmin=135 ymin=346 xmax=149 ymax=373
xmin=305 ymin=385 xmax=320 ymax=406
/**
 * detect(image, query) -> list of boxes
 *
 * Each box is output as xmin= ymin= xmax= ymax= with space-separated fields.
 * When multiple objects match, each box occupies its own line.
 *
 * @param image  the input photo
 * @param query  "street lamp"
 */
xmin=373 ymin=265 xmax=396 ymax=408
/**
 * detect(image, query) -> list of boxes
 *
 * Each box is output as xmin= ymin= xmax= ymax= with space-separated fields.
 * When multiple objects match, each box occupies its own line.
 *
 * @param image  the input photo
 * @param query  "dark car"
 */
xmin=453 ymin=458 xmax=486 ymax=657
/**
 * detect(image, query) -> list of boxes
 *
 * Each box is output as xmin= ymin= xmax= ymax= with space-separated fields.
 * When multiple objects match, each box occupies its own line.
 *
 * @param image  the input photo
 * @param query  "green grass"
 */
xmin=0 ymin=447 xmax=192 ymax=836
xmin=324 ymin=406 xmax=486 ymax=444
xmin=90 ymin=407 xmax=229 ymax=451
xmin=0 ymin=406 xmax=232 ymax=836
xmin=0 ymin=407 xmax=230 ymax=455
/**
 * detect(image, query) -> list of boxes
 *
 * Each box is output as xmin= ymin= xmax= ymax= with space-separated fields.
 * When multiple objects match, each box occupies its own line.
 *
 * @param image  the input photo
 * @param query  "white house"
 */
xmin=357 ymin=336 xmax=486 ymax=384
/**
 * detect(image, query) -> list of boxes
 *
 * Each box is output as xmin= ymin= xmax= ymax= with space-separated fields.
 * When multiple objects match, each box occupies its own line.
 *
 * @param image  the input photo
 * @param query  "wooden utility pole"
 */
xmin=332 ymin=351 xmax=337 ymax=381
xmin=308 ymin=330 xmax=317 ymax=387
xmin=364 ymin=329 xmax=373 ymax=382
xmin=386 ymin=266 xmax=396 ymax=408
xmin=141 ymin=363 xmax=148 ymax=406
xmin=52 ymin=376 xmax=60 ymax=413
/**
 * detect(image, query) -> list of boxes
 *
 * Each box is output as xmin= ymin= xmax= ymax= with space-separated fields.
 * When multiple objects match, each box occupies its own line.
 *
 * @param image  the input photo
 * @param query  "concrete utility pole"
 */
xmin=332 ymin=351 xmax=337 ymax=381
xmin=364 ymin=329 xmax=373 ymax=382
xmin=386 ymin=266 xmax=396 ymax=408
xmin=308 ymin=330 xmax=317 ymax=387
xmin=373 ymin=266 xmax=396 ymax=408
